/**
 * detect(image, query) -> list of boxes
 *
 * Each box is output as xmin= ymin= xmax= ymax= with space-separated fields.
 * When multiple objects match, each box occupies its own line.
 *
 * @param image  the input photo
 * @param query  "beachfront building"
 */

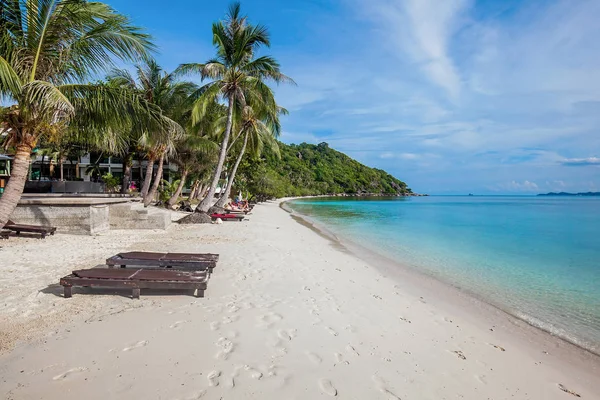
xmin=28 ymin=153 xmax=176 ymax=185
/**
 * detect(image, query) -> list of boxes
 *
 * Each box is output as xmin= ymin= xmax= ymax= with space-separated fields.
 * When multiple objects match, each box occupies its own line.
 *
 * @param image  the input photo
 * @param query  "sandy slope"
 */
xmin=0 ymin=200 xmax=598 ymax=399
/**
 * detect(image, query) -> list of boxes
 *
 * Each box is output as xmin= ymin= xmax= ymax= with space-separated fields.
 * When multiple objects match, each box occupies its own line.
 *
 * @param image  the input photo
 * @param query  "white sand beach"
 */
xmin=0 ymin=200 xmax=599 ymax=399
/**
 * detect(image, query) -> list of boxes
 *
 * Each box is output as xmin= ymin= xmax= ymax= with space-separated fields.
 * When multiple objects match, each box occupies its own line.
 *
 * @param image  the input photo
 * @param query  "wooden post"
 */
xmin=64 ymin=286 xmax=72 ymax=298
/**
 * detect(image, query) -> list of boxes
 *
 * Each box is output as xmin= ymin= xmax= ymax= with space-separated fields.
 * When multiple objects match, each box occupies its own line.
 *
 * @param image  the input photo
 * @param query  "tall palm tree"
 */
xmin=214 ymin=102 xmax=284 ymax=208
xmin=107 ymin=61 xmax=192 ymax=206
xmin=0 ymin=0 xmax=155 ymax=227
xmin=176 ymin=2 xmax=293 ymax=214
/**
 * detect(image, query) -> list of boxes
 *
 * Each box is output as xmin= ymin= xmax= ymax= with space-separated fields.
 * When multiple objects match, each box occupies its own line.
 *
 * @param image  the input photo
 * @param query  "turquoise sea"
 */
xmin=287 ymin=196 xmax=600 ymax=354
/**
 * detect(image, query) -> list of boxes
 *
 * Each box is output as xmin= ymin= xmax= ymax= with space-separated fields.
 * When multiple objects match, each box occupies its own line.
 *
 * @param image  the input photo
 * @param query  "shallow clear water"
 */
xmin=287 ymin=196 xmax=600 ymax=353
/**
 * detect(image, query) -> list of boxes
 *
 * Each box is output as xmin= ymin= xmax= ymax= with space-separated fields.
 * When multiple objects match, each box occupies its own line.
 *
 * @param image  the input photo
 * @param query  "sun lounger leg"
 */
xmin=132 ymin=288 xmax=140 ymax=299
xmin=64 ymin=286 xmax=72 ymax=298
xmin=196 ymin=289 xmax=205 ymax=298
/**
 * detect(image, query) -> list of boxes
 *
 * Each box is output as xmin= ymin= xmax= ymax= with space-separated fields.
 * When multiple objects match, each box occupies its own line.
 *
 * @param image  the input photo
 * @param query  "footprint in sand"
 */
xmin=52 ymin=367 xmax=87 ymax=381
xmin=558 ymin=384 xmax=581 ymax=397
xmin=306 ymin=352 xmax=323 ymax=365
xmin=257 ymin=312 xmax=283 ymax=329
xmin=452 ymin=350 xmax=467 ymax=360
xmin=215 ymin=337 xmax=235 ymax=360
xmin=346 ymin=345 xmax=360 ymax=356
xmin=207 ymin=370 xmax=222 ymax=387
xmin=334 ymin=353 xmax=350 ymax=365
xmin=318 ymin=379 xmax=338 ymax=397
xmin=277 ymin=329 xmax=297 ymax=341
xmin=372 ymin=375 xmax=401 ymax=400
xmin=490 ymin=343 xmax=506 ymax=352
xmin=244 ymin=365 xmax=263 ymax=380
xmin=326 ymin=327 xmax=339 ymax=337
xmin=184 ymin=390 xmax=207 ymax=399
xmin=169 ymin=320 xmax=187 ymax=329
xmin=122 ymin=340 xmax=148 ymax=352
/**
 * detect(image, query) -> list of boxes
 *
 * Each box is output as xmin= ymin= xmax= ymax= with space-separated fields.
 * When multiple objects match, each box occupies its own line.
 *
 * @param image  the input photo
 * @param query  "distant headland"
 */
xmin=537 ymin=192 xmax=600 ymax=197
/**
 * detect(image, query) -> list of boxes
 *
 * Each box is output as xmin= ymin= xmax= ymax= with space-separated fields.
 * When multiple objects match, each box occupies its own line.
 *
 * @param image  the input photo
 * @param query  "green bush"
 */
xmin=101 ymin=173 xmax=120 ymax=193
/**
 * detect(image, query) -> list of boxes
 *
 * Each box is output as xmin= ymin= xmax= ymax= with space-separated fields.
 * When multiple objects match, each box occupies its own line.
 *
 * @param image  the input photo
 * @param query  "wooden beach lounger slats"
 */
xmin=4 ymin=220 xmax=56 ymax=238
xmin=106 ymin=252 xmax=219 ymax=273
xmin=60 ymin=268 xmax=209 ymax=299
xmin=210 ymin=213 xmax=245 ymax=221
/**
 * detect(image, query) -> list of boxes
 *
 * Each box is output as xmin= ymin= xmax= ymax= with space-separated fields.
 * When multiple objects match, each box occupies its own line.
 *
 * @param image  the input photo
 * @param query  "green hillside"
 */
xmin=235 ymin=142 xmax=412 ymax=200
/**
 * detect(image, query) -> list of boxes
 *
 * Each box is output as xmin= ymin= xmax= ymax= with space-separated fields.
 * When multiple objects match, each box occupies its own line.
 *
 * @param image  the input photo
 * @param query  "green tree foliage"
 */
xmin=236 ymin=142 xmax=412 ymax=201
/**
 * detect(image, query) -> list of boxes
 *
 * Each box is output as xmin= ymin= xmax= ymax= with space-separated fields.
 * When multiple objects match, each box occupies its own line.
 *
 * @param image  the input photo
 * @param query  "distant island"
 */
xmin=537 ymin=192 xmax=600 ymax=197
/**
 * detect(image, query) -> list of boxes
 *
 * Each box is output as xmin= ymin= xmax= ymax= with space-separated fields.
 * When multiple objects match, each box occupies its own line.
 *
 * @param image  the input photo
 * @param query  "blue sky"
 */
xmin=107 ymin=0 xmax=600 ymax=194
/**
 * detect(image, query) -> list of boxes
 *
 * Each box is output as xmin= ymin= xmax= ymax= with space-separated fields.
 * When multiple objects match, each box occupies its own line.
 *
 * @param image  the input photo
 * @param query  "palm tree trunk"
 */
xmin=0 ymin=144 xmax=32 ymax=227
xmin=196 ymin=183 xmax=206 ymax=199
xmin=143 ymin=154 xmax=164 ymax=207
xmin=215 ymin=131 xmax=248 ymax=208
xmin=121 ymin=150 xmax=134 ymax=194
xmin=140 ymin=156 xmax=155 ymax=198
xmin=167 ymin=170 xmax=188 ymax=208
xmin=197 ymin=95 xmax=235 ymax=213
xmin=188 ymin=180 xmax=198 ymax=201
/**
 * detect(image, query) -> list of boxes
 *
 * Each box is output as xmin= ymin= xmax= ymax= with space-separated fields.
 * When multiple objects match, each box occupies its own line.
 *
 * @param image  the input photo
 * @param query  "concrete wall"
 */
xmin=11 ymin=204 xmax=110 ymax=235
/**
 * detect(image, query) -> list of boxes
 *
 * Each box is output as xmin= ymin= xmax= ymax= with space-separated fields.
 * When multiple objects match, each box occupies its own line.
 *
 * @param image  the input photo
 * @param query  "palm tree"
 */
xmin=214 ymin=102 xmax=285 ymax=208
xmin=0 ymin=0 xmax=155 ymax=227
xmin=176 ymin=2 xmax=293 ymax=214
xmin=167 ymin=135 xmax=218 ymax=208
xmin=107 ymin=61 xmax=192 ymax=206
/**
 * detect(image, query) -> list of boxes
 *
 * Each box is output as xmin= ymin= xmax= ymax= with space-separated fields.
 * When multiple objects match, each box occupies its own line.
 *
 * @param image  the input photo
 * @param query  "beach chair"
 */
xmin=60 ymin=268 xmax=209 ymax=299
xmin=3 ymin=220 xmax=56 ymax=239
xmin=106 ymin=251 xmax=219 ymax=274
xmin=0 ymin=230 xmax=10 ymax=239
xmin=211 ymin=213 xmax=245 ymax=222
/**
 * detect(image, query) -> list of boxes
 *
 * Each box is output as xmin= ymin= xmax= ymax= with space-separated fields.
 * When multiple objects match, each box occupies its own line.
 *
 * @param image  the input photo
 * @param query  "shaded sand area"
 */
xmin=0 ymin=201 xmax=599 ymax=399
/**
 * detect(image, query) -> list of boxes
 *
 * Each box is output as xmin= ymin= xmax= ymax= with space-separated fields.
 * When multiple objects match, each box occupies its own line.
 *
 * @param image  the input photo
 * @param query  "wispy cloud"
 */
xmin=561 ymin=157 xmax=600 ymax=166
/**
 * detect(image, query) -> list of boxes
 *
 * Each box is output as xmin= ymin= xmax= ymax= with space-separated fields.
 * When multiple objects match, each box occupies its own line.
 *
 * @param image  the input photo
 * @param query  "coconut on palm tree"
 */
xmin=176 ymin=2 xmax=293 ymax=215
xmin=0 ymin=0 xmax=157 ymax=227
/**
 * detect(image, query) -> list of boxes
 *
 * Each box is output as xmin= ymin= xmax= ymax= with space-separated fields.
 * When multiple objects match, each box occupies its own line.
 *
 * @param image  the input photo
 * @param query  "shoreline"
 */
xmin=281 ymin=198 xmax=600 ymax=360
xmin=1 ymin=201 xmax=599 ymax=399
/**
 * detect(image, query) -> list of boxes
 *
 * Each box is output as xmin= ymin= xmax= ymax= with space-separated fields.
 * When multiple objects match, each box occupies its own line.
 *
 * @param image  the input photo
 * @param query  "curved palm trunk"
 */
xmin=140 ymin=156 xmax=155 ymax=198
xmin=0 ymin=144 xmax=32 ymax=227
xmin=167 ymin=170 xmax=188 ymax=208
xmin=196 ymin=183 xmax=206 ymax=199
xmin=143 ymin=154 xmax=164 ymax=207
xmin=188 ymin=180 xmax=199 ymax=201
xmin=197 ymin=96 xmax=235 ymax=213
xmin=121 ymin=151 xmax=134 ymax=194
xmin=215 ymin=131 xmax=248 ymax=208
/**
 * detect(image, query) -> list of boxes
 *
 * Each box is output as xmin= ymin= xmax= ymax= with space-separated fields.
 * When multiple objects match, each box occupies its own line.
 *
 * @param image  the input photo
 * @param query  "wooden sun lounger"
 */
xmin=60 ymin=268 xmax=209 ymax=299
xmin=224 ymin=209 xmax=251 ymax=215
xmin=106 ymin=251 xmax=219 ymax=273
xmin=211 ymin=213 xmax=245 ymax=221
xmin=0 ymin=230 xmax=10 ymax=239
xmin=4 ymin=220 xmax=56 ymax=239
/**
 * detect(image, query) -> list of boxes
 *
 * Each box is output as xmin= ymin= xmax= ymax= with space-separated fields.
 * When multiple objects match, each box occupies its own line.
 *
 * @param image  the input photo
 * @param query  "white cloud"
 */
xmin=561 ymin=157 xmax=600 ymax=166
xmin=355 ymin=0 xmax=469 ymax=99
xmin=491 ymin=180 xmax=539 ymax=192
